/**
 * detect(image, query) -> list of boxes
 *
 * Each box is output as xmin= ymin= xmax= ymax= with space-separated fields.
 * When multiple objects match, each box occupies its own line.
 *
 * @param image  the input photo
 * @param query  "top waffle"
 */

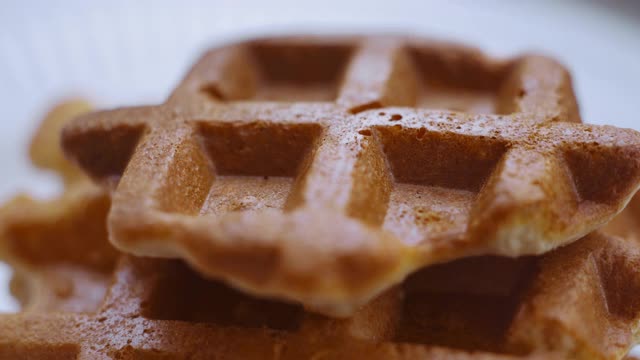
xmin=61 ymin=35 xmax=640 ymax=316
xmin=5 ymin=99 xmax=640 ymax=360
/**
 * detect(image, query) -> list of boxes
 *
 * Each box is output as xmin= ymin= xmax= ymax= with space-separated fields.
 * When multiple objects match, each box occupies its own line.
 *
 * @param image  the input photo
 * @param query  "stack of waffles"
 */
xmin=1 ymin=35 xmax=640 ymax=359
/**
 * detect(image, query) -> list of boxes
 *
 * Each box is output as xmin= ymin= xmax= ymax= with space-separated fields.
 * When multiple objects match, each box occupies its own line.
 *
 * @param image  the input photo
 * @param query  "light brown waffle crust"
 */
xmin=61 ymin=35 xmax=640 ymax=316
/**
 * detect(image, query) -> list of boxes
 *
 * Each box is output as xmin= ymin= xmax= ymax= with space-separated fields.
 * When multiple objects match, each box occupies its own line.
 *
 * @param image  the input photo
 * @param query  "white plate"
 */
xmin=1 ymin=0 xmax=639 ymax=355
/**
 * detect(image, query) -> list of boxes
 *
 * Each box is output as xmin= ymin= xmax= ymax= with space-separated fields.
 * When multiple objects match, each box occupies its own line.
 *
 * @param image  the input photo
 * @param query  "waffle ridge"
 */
xmin=60 ymin=35 xmax=640 ymax=315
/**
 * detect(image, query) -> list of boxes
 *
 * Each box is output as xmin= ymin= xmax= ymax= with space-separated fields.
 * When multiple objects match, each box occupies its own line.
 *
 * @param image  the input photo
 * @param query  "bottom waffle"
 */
xmin=1 ymin=100 xmax=640 ymax=359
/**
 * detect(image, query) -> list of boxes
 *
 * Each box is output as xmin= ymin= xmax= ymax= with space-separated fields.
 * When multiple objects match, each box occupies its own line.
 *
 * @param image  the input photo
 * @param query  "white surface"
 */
xmin=0 ymin=0 xmax=639 ymax=355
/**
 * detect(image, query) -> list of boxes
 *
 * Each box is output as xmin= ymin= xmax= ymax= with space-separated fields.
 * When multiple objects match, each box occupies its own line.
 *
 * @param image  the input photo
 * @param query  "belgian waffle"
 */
xmin=2 ymin=99 xmax=640 ymax=358
xmin=61 ymin=36 xmax=640 ymax=315
xmin=3 ymin=231 xmax=640 ymax=360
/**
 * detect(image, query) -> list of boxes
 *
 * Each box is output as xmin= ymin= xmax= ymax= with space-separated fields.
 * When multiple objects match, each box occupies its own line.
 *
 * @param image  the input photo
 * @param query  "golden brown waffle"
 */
xmin=63 ymin=34 xmax=640 ymax=315
xmin=2 ymin=100 xmax=640 ymax=358
xmin=60 ymin=35 xmax=640 ymax=316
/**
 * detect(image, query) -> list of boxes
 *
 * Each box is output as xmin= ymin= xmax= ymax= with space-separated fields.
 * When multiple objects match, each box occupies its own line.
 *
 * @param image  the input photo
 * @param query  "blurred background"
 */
xmin=1 ymin=0 xmax=639 ymax=354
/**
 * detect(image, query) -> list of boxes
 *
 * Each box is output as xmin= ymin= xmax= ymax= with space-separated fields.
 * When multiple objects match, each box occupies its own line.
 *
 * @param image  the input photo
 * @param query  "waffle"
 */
xmin=28 ymin=100 xmax=94 ymax=185
xmin=2 ymin=100 xmax=640 ymax=358
xmin=60 ymin=35 xmax=640 ymax=316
